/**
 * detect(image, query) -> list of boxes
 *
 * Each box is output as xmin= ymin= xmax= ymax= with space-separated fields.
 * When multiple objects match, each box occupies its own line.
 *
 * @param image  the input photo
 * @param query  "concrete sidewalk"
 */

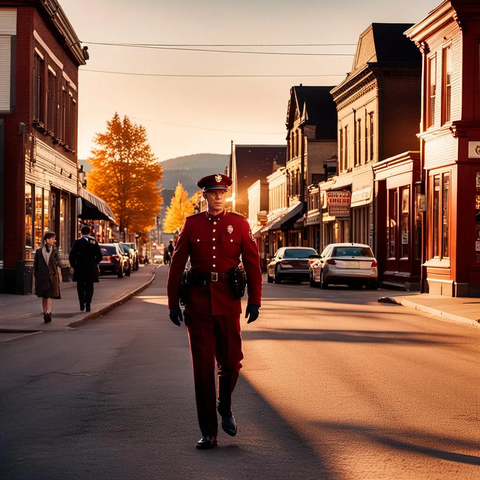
xmin=0 ymin=264 xmax=160 ymax=342
xmin=379 ymin=292 xmax=480 ymax=328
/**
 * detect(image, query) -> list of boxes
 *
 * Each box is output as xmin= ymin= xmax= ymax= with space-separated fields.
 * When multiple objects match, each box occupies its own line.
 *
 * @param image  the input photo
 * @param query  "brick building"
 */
xmin=406 ymin=0 xmax=480 ymax=296
xmin=327 ymin=23 xmax=421 ymax=262
xmin=0 ymin=0 xmax=88 ymax=293
xmin=284 ymin=85 xmax=337 ymax=247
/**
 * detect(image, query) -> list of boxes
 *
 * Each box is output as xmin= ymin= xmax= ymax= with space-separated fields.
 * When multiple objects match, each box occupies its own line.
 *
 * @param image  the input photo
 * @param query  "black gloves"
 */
xmin=169 ymin=307 xmax=183 ymax=326
xmin=245 ymin=304 xmax=260 ymax=324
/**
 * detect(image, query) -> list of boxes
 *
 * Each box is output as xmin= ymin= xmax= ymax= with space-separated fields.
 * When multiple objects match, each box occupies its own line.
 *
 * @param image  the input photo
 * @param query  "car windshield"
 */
xmin=284 ymin=248 xmax=317 ymax=258
xmin=332 ymin=246 xmax=373 ymax=257
xmin=101 ymin=246 xmax=116 ymax=254
xmin=121 ymin=244 xmax=132 ymax=252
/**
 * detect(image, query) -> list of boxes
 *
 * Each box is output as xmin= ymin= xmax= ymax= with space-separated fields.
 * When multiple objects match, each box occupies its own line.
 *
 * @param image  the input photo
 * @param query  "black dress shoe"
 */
xmin=80 ymin=304 xmax=85 ymax=311
xmin=196 ymin=436 xmax=217 ymax=449
xmin=221 ymin=415 xmax=237 ymax=436
xmin=86 ymin=304 xmax=91 ymax=312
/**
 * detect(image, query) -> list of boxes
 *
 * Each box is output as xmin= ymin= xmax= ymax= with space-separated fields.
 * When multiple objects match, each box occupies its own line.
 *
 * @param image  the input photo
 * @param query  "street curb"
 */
xmin=67 ymin=266 xmax=158 ymax=328
xmin=0 ymin=330 xmax=42 ymax=344
xmin=378 ymin=296 xmax=480 ymax=328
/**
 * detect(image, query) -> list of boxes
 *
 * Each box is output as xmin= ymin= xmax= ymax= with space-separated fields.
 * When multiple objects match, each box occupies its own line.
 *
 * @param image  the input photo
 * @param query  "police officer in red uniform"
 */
xmin=167 ymin=173 xmax=262 ymax=449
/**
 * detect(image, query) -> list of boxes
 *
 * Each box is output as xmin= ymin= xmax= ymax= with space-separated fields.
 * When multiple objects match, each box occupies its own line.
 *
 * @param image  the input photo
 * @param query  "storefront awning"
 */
xmin=259 ymin=207 xmax=289 ymax=234
xmin=77 ymin=188 xmax=117 ymax=223
xmin=269 ymin=202 xmax=304 ymax=231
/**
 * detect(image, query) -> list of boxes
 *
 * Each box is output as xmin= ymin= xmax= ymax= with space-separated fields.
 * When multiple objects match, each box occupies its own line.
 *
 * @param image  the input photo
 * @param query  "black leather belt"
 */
xmin=191 ymin=270 xmax=230 ymax=285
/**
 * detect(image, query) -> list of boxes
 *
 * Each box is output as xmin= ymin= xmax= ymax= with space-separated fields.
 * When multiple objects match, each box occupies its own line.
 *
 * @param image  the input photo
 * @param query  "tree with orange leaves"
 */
xmin=163 ymin=183 xmax=199 ymax=233
xmin=87 ymin=113 xmax=163 ymax=234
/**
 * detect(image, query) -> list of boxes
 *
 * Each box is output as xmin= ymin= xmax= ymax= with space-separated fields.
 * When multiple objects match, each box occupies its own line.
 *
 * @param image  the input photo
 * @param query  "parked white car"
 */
xmin=309 ymin=243 xmax=378 ymax=289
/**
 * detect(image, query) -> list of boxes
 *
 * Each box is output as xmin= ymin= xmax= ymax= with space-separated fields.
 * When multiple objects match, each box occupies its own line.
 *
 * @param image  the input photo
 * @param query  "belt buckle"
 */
xmin=211 ymin=272 xmax=218 ymax=282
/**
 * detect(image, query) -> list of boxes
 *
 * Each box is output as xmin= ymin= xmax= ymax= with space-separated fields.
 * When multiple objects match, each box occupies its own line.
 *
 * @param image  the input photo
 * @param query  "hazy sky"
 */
xmin=58 ymin=0 xmax=440 ymax=162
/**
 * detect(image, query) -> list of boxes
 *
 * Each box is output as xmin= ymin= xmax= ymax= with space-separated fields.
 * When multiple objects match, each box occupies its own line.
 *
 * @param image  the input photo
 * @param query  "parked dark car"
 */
xmin=99 ymin=243 xmax=126 ymax=278
xmin=117 ymin=243 xmax=132 ymax=276
xmin=267 ymin=247 xmax=318 ymax=284
xmin=309 ymin=242 xmax=378 ymax=289
xmin=122 ymin=242 xmax=139 ymax=271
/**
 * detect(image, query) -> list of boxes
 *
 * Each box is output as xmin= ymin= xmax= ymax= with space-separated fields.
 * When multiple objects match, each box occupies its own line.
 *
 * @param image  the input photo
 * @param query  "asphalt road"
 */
xmin=1 ymin=268 xmax=479 ymax=479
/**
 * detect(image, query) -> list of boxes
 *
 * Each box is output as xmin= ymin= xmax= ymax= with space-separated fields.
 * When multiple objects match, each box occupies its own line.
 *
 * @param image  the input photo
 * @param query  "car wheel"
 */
xmin=126 ymin=266 xmax=131 ymax=276
xmin=369 ymin=280 xmax=378 ymax=290
xmin=274 ymin=266 xmax=282 ymax=284
xmin=267 ymin=274 xmax=273 ymax=284
xmin=309 ymin=272 xmax=316 ymax=288
xmin=117 ymin=267 xmax=124 ymax=278
xmin=320 ymin=270 xmax=328 ymax=289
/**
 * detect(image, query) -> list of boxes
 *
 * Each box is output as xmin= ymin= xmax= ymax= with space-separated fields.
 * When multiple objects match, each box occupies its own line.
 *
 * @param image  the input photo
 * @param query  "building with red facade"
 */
xmin=0 ymin=0 xmax=88 ymax=293
xmin=406 ymin=0 xmax=480 ymax=296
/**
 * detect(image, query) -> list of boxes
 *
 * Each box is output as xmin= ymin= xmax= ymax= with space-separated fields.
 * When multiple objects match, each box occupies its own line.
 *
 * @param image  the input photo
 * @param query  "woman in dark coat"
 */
xmin=34 ymin=231 xmax=62 ymax=323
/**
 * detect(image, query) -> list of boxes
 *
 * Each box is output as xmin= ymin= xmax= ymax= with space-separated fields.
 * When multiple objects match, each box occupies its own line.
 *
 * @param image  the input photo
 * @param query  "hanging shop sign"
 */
xmin=326 ymin=191 xmax=351 ymax=216
xmin=468 ymin=141 xmax=480 ymax=159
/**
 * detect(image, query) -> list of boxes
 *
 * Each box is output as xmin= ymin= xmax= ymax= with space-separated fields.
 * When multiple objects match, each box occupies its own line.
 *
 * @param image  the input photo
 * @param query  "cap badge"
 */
xmin=227 ymin=225 xmax=233 ymax=234
xmin=215 ymin=174 xmax=222 ymax=183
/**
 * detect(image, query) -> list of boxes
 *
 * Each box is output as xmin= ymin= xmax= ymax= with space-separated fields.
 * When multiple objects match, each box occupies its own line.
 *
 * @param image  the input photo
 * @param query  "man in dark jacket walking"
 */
xmin=69 ymin=226 xmax=103 ymax=312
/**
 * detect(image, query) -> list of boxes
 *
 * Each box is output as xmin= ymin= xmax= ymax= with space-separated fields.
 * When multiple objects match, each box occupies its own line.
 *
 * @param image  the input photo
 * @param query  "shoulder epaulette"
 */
xmin=229 ymin=211 xmax=246 ymax=219
xmin=186 ymin=211 xmax=204 ymax=219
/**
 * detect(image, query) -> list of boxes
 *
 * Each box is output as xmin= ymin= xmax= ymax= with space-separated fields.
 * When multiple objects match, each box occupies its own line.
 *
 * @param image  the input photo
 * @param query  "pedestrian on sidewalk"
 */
xmin=163 ymin=244 xmax=170 ymax=265
xmin=33 ymin=231 xmax=62 ymax=324
xmin=69 ymin=225 xmax=102 ymax=312
xmin=167 ymin=173 xmax=263 ymax=450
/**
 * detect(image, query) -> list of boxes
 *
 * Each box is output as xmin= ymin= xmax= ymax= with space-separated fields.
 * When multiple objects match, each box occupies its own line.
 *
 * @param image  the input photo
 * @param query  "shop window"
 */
xmin=442 ymin=174 xmax=449 ymax=258
xmin=25 ymin=184 xmax=33 ymax=248
xmin=44 ymin=190 xmax=50 ymax=233
xmin=476 ymin=171 xmax=480 ymax=262
xmin=388 ymin=189 xmax=397 ymax=258
xmin=401 ymin=187 xmax=409 ymax=258
xmin=427 ymin=55 xmax=437 ymax=128
xmin=59 ymin=196 xmax=67 ymax=252
xmin=35 ymin=187 xmax=43 ymax=248
xmin=431 ymin=173 xmax=449 ymax=260
xmin=442 ymin=45 xmax=452 ymax=124
xmin=432 ymin=176 xmax=440 ymax=257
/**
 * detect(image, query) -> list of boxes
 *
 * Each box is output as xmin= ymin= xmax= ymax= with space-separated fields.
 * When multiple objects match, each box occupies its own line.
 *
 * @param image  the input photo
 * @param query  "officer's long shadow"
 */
xmin=191 ymin=375 xmax=338 ymax=480
xmin=310 ymin=419 xmax=480 ymax=467
xmin=242 ymin=328 xmax=462 ymax=346
xmin=261 ymin=303 xmax=406 ymax=319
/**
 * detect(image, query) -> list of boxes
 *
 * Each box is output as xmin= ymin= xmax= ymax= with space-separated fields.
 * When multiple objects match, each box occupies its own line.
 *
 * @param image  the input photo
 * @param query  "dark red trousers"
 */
xmin=185 ymin=311 xmax=243 ymax=437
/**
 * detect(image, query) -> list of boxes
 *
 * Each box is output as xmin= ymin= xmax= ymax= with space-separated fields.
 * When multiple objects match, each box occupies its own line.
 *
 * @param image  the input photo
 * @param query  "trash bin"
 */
xmin=15 ymin=260 xmax=34 ymax=295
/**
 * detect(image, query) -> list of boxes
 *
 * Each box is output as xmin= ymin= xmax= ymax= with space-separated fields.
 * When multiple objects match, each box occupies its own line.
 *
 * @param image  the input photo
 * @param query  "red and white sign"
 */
xmin=326 ymin=191 xmax=351 ymax=216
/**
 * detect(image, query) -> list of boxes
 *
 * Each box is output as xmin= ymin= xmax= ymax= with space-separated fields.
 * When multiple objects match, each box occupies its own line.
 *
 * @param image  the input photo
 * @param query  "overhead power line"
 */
xmin=81 ymin=69 xmax=347 ymax=78
xmin=127 ymin=115 xmax=286 ymax=134
xmin=83 ymin=41 xmax=355 ymax=56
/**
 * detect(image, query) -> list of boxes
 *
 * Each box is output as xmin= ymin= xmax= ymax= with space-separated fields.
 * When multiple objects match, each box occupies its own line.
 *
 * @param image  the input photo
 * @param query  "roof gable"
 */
xmin=352 ymin=23 xmax=418 ymax=73
xmin=286 ymin=86 xmax=337 ymax=140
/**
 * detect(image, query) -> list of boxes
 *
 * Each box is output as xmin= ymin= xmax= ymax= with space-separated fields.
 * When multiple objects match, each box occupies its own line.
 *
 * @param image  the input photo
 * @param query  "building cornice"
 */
xmin=38 ymin=0 xmax=87 ymax=65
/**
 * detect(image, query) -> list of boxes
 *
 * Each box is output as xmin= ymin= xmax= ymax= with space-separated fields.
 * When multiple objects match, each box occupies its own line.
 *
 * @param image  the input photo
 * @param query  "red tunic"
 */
xmin=167 ymin=210 xmax=262 ymax=315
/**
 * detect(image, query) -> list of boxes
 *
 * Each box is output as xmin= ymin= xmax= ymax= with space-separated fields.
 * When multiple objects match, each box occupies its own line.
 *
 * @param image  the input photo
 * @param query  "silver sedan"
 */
xmin=309 ymin=243 xmax=378 ymax=289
